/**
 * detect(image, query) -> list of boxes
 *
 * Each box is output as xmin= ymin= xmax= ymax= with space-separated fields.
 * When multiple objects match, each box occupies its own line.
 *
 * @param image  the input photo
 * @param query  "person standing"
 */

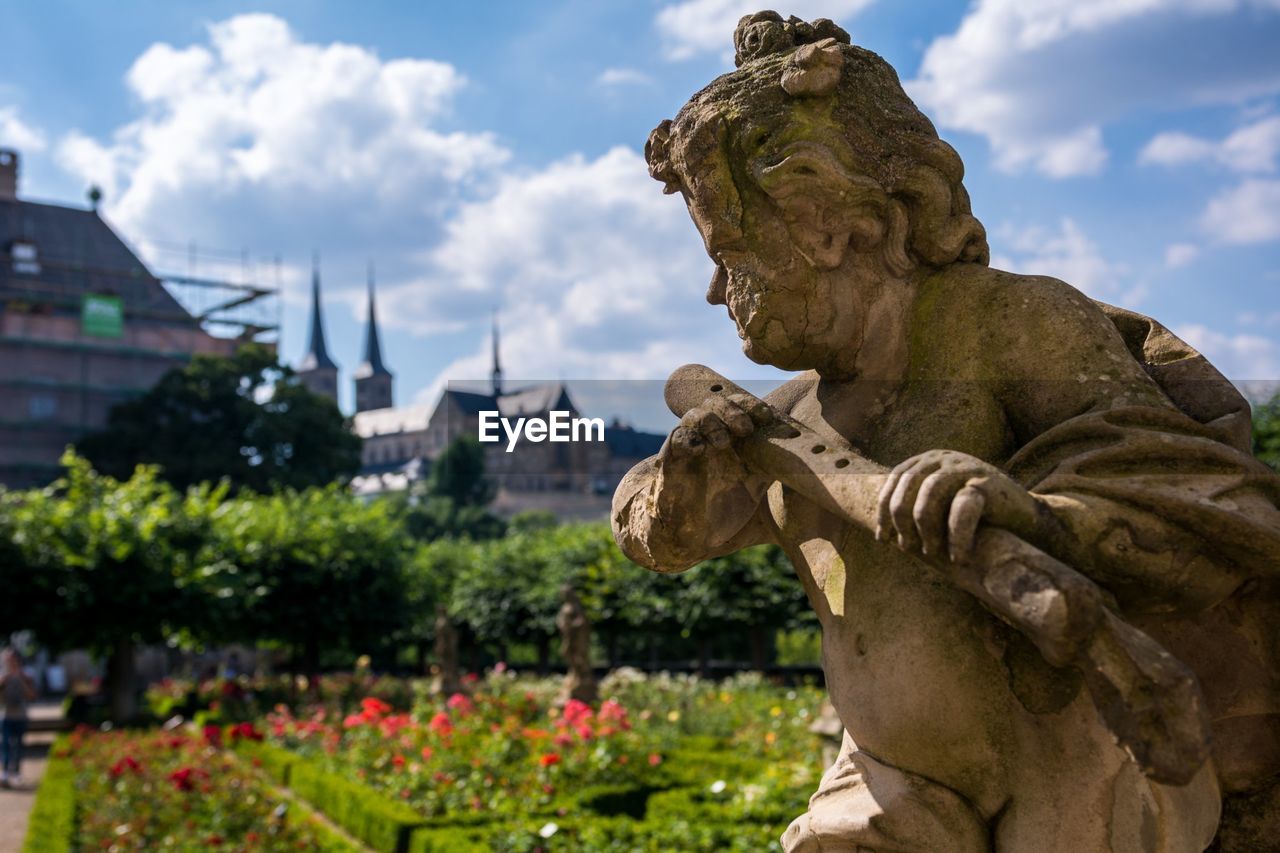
xmin=1 ymin=647 xmax=37 ymax=788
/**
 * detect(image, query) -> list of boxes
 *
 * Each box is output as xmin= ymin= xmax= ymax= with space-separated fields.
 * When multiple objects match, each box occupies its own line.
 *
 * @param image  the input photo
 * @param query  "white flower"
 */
xmin=710 ymin=780 xmax=727 ymax=794
xmin=539 ymin=822 xmax=559 ymax=839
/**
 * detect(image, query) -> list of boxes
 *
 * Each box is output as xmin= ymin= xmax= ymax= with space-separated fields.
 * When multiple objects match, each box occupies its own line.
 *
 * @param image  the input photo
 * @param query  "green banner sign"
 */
xmin=82 ymin=294 xmax=124 ymax=338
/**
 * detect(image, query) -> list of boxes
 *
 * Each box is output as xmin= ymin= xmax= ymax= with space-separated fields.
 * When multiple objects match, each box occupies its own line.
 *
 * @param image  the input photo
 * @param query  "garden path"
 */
xmin=0 ymin=701 xmax=63 ymax=849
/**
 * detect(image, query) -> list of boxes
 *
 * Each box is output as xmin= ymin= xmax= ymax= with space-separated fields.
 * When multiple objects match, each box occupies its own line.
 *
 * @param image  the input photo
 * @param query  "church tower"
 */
xmin=354 ymin=261 xmax=394 ymax=412
xmin=296 ymin=253 xmax=339 ymax=402
xmin=491 ymin=310 xmax=503 ymax=397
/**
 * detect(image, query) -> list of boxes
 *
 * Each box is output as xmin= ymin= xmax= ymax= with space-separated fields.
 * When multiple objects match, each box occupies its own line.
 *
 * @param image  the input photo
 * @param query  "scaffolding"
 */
xmin=147 ymin=240 xmax=281 ymax=345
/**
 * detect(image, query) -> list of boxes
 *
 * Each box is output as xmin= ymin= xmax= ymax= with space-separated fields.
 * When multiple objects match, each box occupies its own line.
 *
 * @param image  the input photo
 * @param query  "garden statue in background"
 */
xmin=433 ymin=605 xmax=464 ymax=697
xmin=556 ymin=585 xmax=598 ymax=705
xmin=613 ymin=11 xmax=1280 ymax=852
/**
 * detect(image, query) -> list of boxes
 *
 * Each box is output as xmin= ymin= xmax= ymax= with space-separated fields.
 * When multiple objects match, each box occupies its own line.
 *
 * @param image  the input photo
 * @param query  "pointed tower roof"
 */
xmin=355 ymin=261 xmax=392 ymax=378
xmin=299 ymin=253 xmax=337 ymax=372
xmin=491 ymin=309 xmax=503 ymax=396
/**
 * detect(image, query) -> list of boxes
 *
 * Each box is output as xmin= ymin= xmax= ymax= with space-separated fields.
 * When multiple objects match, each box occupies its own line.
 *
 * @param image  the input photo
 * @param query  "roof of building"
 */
xmin=603 ymin=424 xmax=665 ymax=458
xmin=299 ymin=264 xmax=337 ymax=372
xmin=352 ymin=382 xmax=579 ymax=438
xmin=0 ymin=197 xmax=196 ymax=324
xmin=354 ymin=266 xmax=391 ymax=380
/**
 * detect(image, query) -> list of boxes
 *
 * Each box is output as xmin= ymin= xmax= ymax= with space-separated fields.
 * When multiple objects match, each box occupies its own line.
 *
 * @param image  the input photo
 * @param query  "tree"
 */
xmin=77 ymin=344 xmax=362 ymax=492
xmin=392 ymin=435 xmax=505 ymax=541
xmin=429 ymin=435 xmax=495 ymax=507
xmin=1254 ymin=390 xmax=1280 ymax=473
xmin=201 ymin=486 xmax=410 ymax=675
xmin=4 ymin=452 xmax=219 ymax=721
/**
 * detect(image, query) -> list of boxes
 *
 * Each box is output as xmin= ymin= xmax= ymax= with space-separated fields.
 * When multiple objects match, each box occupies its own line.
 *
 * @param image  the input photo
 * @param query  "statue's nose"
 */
xmin=706 ymin=263 xmax=728 ymax=305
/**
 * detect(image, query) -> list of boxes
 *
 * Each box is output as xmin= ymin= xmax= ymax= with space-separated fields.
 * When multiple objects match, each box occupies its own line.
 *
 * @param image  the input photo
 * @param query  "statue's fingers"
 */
xmin=913 ymin=468 xmax=966 ymax=557
xmin=687 ymin=409 xmax=731 ymax=449
xmin=724 ymin=392 xmax=775 ymax=430
xmin=669 ymin=425 xmax=706 ymax=459
xmin=948 ymin=485 xmax=987 ymax=563
xmin=889 ymin=457 xmax=942 ymax=553
xmin=876 ymin=457 xmax=917 ymax=541
xmin=707 ymin=395 xmax=755 ymax=438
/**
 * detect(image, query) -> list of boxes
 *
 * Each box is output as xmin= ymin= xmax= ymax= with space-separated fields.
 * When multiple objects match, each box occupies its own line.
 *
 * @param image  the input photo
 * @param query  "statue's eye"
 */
xmin=751 ymin=129 xmax=773 ymax=151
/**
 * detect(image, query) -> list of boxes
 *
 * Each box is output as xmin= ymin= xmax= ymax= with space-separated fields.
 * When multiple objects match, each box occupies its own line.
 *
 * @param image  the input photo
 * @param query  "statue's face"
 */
xmin=668 ymin=102 xmax=900 ymax=373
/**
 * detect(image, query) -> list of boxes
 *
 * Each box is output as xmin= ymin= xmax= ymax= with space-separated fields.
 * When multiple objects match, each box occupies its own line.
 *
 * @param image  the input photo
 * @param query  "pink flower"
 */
xmin=599 ymin=699 xmax=628 ymax=722
xmin=343 ymin=714 xmax=364 ymax=729
xmin=421 ymin=746 xmax=433 ymax=761
xmin=576 ymin=725 xmax=593 ymax=741
xmin=648 ymin=753 xmax=663 ymax=766
xmin=562 ymin=699 xmax=593 ymax=725
xmin=429 ymin=712 xmax=453 ymax=735
xmin=447 ymin=693 xmax=474 ymax=714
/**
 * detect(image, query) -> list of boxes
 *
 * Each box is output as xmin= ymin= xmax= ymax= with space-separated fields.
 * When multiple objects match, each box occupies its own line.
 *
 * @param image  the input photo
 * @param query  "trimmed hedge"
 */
xmin=21 ymin=738 xmax=74 ymax=853
xmin=245 ymin=742 xmax=793 ymax=852
xmin=288 ymin=755 xmax=426 ymax=853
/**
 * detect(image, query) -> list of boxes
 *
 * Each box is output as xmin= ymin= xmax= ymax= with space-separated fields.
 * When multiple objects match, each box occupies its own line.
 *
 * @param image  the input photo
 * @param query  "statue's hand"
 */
xmin=875 ymin=449 xmax=1041 ymax=563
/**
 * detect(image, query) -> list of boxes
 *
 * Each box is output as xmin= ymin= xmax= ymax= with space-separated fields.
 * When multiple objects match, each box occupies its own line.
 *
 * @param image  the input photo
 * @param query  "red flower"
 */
xmin=553 ymin=733 xmax=573 ymax=748
xmin=462 ymin=673 xmax=479 ymax=684
xmin=617 ymin=755 xmax=629 ymax=765
xmin=576 ymin=725 xmax=593 ymax=740
xmin=230 ymin=722 xmax=262 ymax=742
xmin=420 ymin=746 xmax=433 ymax=761
xmin=169 ymin=766 xmax=206 ymax=792
xmin=202 ymin=725 xmax=222 ymax=748
xmin=428 ymin=712 xmax=453 ymax=735
xmin=109 ymin=756 xmax=142 ymax=777
xmin=206 ymin=833 xmax=223 ymax=846
xmin=648 ymin=753 xmax=663 ymax=766
xmin=361 ymin=696 xmax=392 ymax=716
xmin=599 ymin=699 xmax=628 ymax=722
xmin=539 ymin=753 xmax=561 ymax=767
xmin=562 ymin=699 xmax=593 ymax=725
xmin=392 ymin=754 xmax=406 ymax=769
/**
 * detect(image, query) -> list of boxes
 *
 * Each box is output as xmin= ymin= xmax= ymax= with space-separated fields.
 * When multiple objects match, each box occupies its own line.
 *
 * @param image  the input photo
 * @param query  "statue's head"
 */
xmin=647 ymin=11 xmax=988 ymax=372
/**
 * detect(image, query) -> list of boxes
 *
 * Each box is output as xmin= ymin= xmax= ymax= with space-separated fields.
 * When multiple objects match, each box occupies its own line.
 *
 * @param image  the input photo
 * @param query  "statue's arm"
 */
xmin=611 ymin=453 xmax=775 ymax=573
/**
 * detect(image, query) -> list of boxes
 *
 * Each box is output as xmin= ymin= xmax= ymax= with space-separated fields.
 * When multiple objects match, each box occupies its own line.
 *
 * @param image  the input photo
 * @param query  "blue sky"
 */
xmin=2 ymin=1 xmax=1278 ymax=427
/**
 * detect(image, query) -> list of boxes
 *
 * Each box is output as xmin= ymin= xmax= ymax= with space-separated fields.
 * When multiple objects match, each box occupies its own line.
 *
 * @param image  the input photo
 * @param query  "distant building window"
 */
xmin=29 ymin=393 xmax=57 ymax=421
xmin=11 ymin=240 xmax=40 ymax=275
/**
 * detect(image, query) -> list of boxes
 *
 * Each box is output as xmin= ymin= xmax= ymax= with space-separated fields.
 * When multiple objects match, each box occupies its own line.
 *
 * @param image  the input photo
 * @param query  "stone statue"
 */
xmin=556 ymin=584 xmax=598 ymax=704
xmin=433 ymin=604 xmax=464 ymax=697
xmin=612 ymin=11 xmax=1280 ymax=852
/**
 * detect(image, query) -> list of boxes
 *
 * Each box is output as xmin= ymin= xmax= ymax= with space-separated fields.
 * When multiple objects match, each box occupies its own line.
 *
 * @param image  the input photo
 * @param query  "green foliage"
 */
xmin=1254 ymin=390 xmax=1280 ymax=473
xmin=288 ymin=757 xmax=425 ymax=853
xmin=77 ymin=343 xmax=362 ymax=492
xmin=428 ymin=435 xmax=494 ymax=507
xmin=22 ymin=738 xmax=74 ymax=853
xmin=4 ymin=451 xmax=218 ymax=655
xmin=201 ymin=486 xmax=410 ymax=668
xmin=775 ymin=629 xmax=822 ymax=666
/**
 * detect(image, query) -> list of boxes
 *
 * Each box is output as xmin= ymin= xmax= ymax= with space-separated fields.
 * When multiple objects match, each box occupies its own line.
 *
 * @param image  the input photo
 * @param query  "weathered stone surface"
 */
xmin=432 ymin=604 xmax=464 ymax=697
xmin=556 ymin=584 xmax=597 ymax=705
xmin=614 ymin=10 xmax=1280 ymax=851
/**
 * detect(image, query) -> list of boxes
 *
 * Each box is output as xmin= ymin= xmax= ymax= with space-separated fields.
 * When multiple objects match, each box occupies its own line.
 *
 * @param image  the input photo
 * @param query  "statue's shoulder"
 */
xmin=918 ymin=264 xmax=1129 ymax=372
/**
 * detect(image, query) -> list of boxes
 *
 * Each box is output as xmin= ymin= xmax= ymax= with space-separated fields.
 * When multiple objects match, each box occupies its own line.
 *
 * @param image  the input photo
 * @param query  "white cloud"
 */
xmin=1201 ymin=178 xmax=1280 ymax=243
xmin=52 ymin=12 xmax=509 ymax=306
xmin=1141 ymin=115 xmax=1280 ymax=172
xmin=383 ymin=146 xmax=775 ymax=394
xmin=909 ymin=0 xmax=1280 ymax=178
xmin=1176 ymin=323 xmax=1280 ymax=380
xmin=0 ymin=106 xmax=46 ymax=152
xmin=655 ymin=0 xmax=875 ymax=61
xmin=991 ymin=218 xmax=1146 ymax=305
xmin=1164 ymin=242 xmax=1200 ymax=267
xmin=597 ymin=68 xmax=654 ymax=87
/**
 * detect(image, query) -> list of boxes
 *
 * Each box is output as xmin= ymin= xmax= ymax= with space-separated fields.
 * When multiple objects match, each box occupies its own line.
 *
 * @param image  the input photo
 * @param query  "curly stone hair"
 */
xmin=648 ymin=10 xmax=989 ymax=272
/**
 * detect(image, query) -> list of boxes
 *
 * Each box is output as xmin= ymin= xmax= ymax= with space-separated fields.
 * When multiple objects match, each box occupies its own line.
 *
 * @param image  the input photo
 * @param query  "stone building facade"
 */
xmin=0 ymin=149 xmax=239 ymax=487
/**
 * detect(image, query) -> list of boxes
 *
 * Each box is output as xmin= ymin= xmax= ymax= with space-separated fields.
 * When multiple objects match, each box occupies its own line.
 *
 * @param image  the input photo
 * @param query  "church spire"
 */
xmin=491 ymin=309 xmax=503 ymax=396
xmin=354 ymin=259 xmax=394 ymax=412
xmin=358 ymin=261 xmax=390 ymax=377
xmin=299 ymin=252 xmax=336 ymax=371
xmin=296 ymin=252 xmax=338 ymax=402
